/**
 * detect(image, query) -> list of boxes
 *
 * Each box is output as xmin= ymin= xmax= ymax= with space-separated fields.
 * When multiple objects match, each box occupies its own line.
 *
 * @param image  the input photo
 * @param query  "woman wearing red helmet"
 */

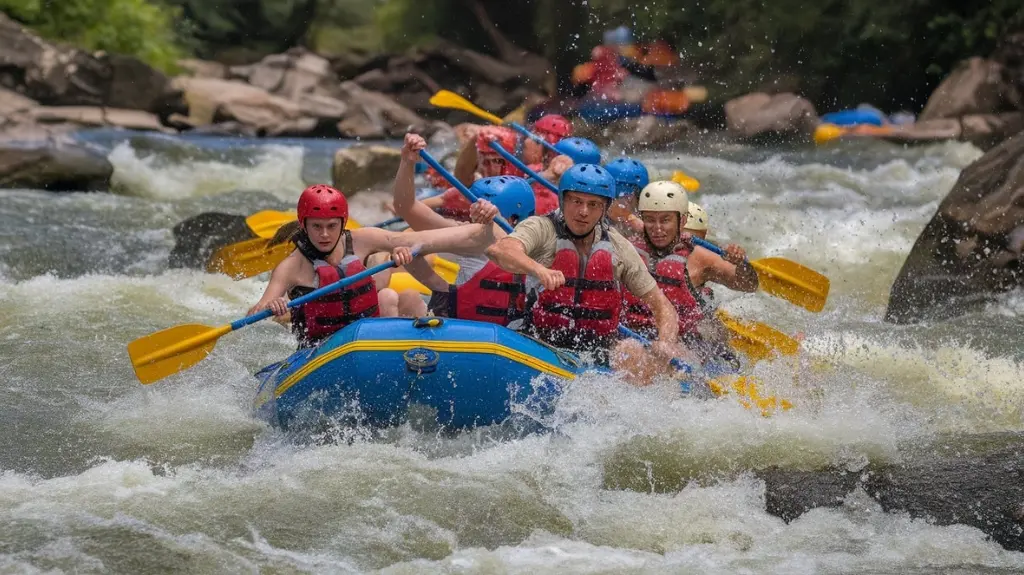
xmin=247 ymin=135 xmax=498 ymax=348
xmin=425 ymin=126 xmax=562 ymax=220
xmin=520 ymin=114 xmax=573 ymax=165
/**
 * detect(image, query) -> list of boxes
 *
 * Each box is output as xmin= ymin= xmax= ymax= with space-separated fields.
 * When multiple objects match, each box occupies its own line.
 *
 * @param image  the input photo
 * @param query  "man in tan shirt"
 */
xmin=485 ymin=163 xmax=691 ymax=381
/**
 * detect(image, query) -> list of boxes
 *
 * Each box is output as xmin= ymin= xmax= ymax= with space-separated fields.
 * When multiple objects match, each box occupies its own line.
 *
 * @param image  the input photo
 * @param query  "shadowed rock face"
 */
xmin=761 ymin=434 xmax=1024 ymax=552
xmin=168 ymin=213 xmax=254 ymax=269
xmin=0 ymin=140 xmax=113 ymax=192
xmin=885 ymin=131 xmax=1024 ymax=324
xmin=604 ymin=432 xmax=1024 ymax=552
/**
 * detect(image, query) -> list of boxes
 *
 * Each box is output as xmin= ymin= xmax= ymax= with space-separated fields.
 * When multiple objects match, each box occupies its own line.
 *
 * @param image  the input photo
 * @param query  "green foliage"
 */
xmin=0 ymin=0 xmax=187 ymax=72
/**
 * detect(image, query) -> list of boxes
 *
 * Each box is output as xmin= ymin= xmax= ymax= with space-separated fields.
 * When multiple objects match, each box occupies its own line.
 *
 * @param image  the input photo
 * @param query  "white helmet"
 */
xmin=638 ymin=181 xmax=689 ymax=219
xmin=684 ymin=203 xmax=709 ymax=232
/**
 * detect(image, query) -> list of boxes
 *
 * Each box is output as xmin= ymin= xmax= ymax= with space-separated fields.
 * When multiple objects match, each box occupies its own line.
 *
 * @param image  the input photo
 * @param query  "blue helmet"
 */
xmin=557 ymin=164 xmax=616 ymax=202
xmin=470 ymin=176 xmax=536 ymax=224
xmin=554 ymin=137 xmax=601 ymax=165
xmin=604 ymin=157 xmax=650 ymax=197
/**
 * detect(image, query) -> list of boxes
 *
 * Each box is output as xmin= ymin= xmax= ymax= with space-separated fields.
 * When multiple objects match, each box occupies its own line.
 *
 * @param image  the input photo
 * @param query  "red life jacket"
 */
xmin=449 ymin=258 xmax=527 ymax=326
xmin=289 ymin=231 xmax=379 ymax=346
xmin=530 ymin=215 xmax=622 ymax=345
xmin=622 ymin=237 xmax=704 ymax=338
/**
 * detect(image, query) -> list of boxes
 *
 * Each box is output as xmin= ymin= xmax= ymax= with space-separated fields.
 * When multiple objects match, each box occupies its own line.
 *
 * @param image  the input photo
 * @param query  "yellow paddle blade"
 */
xmin=750 ymin=258 xmax=830 ymax=313
xmin=717 ymin=310 xmax=800 ymax=362
xmin=707 ymin=375 xmax=793 ymax=416
xmin=127 ymin=323 xmax=232 ymax=384
xmin=386 ymin=256 xmax=461 ymax=295
xmin=429 ymin=90 xmax=504 ymax=125
xmin=432 ymin=256 xmax=460 ymax=284
xmin=388 ymin=272 xmax=430 ymax=296
xmin=209 ymin=219 xmax=362 ymax=280
xmin=813 ymin=123 xmax=846 ymax=145
xmin=671 ymin=170 xmax=700 ymax=192
xmin=207 ymin=238 xmax=293 ymax=280
xmin=246 ymin=210 xmax=297 ymax=239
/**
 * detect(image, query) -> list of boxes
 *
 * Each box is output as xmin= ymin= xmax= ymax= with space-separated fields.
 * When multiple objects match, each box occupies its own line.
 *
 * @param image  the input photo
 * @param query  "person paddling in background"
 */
xmin=603 ymin=157 xmax=650 ymax=238
xmin=485 ymin=163 xmax=691 ymax=380
xmin=248 ymin=140 xmax=497 ymax=349
xmin=679 ymin=201 xmax=717 ymax=312
xmin=622 ymin=182 xmax=758 ymax=367
xmin=387 ymin=133 xmax=536 ymax=326
xmin=419 ymin=128 xmax=586 ymax=220
xmin=518 ymin=114 xmax=573 ymax=165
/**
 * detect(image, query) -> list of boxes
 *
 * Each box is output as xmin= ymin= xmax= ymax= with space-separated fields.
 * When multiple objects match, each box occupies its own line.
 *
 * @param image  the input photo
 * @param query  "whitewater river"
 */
xmin=1 ymin=129 xmax=1022 ymax=573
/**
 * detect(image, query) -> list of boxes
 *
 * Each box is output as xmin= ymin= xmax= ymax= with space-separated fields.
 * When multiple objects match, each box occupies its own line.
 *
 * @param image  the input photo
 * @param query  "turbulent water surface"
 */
xmin=1 ymin=129 xmax=1022 ymax=574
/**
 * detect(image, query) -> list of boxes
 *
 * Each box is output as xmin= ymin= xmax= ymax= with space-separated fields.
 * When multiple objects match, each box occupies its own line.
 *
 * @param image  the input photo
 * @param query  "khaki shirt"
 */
xmin=507 ymin=215 xmax=657 ymax=298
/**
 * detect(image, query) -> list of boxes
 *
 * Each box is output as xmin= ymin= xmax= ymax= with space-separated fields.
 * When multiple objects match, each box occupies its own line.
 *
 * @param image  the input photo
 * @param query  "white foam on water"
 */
xmin=6 ymin=136 xmax=1024 ymax=573
xmin=107 ymin=142 xmax=308 ymax=202
xmin=804 ymin=331 xmax=1024 ymax=433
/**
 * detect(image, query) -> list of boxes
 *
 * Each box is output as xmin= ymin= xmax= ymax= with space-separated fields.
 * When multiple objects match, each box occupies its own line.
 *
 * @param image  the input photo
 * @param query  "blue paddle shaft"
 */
xmin=416 ymin=150 xmax=515 ymax=234
xmin=231 ymin=254 xmax=409 ymax=331
xmin=689 ymin=236 xmax=754 ymax=266
xmin=508 ymin=122 xmax=562 ymax=156
xmin=488 ymin=142 xmax=560 ymax=193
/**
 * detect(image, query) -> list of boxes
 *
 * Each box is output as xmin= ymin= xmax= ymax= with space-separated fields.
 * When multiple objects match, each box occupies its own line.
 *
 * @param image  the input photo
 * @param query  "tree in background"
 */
xmin=0 ymin=0 xmax=186 ymax=72
xmin=1 ymin=0 xmax=1021 ymax=111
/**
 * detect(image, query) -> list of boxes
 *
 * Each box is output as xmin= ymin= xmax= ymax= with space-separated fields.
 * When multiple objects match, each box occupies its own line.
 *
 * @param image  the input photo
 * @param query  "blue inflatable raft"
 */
xmin=253 ymin=317 xmax=582 ymax=431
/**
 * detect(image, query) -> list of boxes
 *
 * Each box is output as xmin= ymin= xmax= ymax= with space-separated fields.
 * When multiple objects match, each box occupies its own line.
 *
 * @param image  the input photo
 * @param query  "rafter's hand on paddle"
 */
xmin=402 ymin=132 xmax=427 ymax=162
xmin=469 ymin=199 xmax=499 ymax=225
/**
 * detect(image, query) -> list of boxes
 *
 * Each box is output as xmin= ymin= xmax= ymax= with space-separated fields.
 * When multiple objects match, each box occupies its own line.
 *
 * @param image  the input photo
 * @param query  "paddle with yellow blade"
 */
xmin=430 ymin=89 xmax=703 ymax=191
xmin=128 ymin=253 xmax=412 ymax=384
xmin=716 ymin=310 xmax=799 ymax=361
xmin=690 ymin=238 xmax=829 ymax=314
xmin=486 ymin=139 xmax=830 ymax=314
xmin=617 ymin=324 xmax=792 ymax=415
xmin=245 ymin=210 xmax=298 ymax=239
xmin=207 ymin=219 xmax=360 ymax=280
xmin=432 ymin=89 xmax=566 ymax=157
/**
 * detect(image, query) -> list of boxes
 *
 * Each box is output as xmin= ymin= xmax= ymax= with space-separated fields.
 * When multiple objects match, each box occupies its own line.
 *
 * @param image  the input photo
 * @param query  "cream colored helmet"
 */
xmin=684 ymin=202 xmax=709 ymax=232
xmin=638 ymin=181 xmax=689 ymax=219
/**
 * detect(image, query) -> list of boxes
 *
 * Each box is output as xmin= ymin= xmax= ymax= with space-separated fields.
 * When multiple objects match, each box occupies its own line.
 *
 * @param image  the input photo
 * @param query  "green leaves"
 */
xmin=0 ymin=0 xmax=185 ymax=72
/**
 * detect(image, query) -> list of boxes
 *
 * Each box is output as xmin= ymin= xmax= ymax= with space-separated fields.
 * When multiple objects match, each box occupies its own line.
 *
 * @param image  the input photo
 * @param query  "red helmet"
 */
xmin=533 ymin=114 xmax=572 ymax=141
xmin=297 ymin=184 xmax=348 ymax=225
xmin=476 ymin=126 xmax=518 ymax=156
